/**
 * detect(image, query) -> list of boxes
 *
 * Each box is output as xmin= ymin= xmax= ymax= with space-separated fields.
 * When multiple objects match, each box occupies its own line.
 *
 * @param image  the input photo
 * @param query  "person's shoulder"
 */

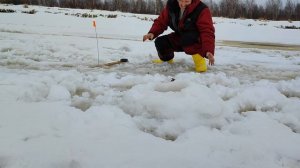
xmin=201 ymin=7 xmax=212 ymax=15
xmin=196 ymin=7 xmax=213 ymax=22
xmin=195 ymin=1 xmax=209 ymax=11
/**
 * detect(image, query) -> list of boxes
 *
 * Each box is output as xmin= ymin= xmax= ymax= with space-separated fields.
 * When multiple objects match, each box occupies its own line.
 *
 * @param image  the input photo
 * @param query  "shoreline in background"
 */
xmin=219 ymin=40 xmax=300 ymax=51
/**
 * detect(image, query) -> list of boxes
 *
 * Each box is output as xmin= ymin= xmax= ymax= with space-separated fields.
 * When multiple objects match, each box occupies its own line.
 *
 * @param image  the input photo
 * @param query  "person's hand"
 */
xmin=143 ymin=33 xmax=154 ymax=42
xmin=206 ymin=52 xmax=215 ymax=66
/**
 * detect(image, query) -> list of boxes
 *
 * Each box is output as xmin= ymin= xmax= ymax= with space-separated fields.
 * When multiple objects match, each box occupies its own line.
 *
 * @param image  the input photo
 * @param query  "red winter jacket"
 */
xmin=148 ymin=0 xmax=215 ymax=57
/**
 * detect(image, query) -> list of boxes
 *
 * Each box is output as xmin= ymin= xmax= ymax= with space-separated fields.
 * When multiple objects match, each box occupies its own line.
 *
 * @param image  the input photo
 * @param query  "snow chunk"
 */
xmin=229 ymin=84 xmax=287 ymax=113
xmin=120 ymin=81 xmax=228 ymax=140
xmin=278 ymin=77 xmax=300 ymax=98
xmin=47 ymin=85 xmax=71 ymax=101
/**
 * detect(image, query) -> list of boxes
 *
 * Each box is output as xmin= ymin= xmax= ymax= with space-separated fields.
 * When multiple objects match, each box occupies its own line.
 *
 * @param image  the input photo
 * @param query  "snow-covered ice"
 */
xmin=0 ymin=4 xmax=300 ymax=168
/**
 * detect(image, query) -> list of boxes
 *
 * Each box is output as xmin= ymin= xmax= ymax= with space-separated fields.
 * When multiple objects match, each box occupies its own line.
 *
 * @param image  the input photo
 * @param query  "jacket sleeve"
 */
xmin=148 ymin=6 xmax=170 ymax=39
xmin=196 ymin=8 xmax=215 ymax=57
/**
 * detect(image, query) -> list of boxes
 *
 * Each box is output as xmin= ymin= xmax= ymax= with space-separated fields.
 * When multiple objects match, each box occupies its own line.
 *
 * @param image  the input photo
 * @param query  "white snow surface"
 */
xmin=0 ymin=4 xmax=300 ymax=168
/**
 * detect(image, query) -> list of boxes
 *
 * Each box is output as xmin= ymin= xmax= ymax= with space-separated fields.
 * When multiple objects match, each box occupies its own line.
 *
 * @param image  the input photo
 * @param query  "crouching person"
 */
xmin=143 ymin=0 xmax=215 ymax=72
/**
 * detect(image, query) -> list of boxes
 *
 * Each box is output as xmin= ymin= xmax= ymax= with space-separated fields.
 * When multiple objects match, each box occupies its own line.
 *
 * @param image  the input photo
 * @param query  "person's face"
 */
xmin=178 ymin=0 xmax=192 ymax=9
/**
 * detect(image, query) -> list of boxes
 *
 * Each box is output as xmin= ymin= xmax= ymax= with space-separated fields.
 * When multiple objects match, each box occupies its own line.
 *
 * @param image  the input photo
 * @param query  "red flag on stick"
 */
xmin=93 ymin=20 xmax=96 ymax=28
xmin=92 ymin=20 xmax=100 ymax=65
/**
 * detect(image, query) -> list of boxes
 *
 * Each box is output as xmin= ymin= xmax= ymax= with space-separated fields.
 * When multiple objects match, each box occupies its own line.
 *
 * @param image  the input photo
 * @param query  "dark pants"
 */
xmin=154 ymin=34 xmax=184 ymax=61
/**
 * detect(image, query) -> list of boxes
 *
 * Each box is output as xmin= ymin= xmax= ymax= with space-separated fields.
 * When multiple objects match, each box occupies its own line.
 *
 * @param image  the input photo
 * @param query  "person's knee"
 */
xmin=154 ymin=36 xmax=174 ymax=61
xmin=154 ymin=36 xmax=166 ymax=49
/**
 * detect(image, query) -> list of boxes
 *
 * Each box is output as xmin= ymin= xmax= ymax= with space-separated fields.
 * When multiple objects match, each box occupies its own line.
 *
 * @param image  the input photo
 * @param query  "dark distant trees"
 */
xmin=219 ymin=0 xmax=242 ymax=18
xmin=296 ymin=3 xmax=300 ymax=20
xmin=244 ymin=0 xmax=256 ymax=18
xmin=265 ymin=0 xmax=282 ymax=20
xmin=204 ymin=0 xmax=300 ymax=20
xmin=284 ymin=0 xmax=295 ymax=19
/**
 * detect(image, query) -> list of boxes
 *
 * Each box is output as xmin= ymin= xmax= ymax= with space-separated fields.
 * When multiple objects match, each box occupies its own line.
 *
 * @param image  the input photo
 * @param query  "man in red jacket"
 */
xmin=143 ymin=0 xmax=215 ymax=72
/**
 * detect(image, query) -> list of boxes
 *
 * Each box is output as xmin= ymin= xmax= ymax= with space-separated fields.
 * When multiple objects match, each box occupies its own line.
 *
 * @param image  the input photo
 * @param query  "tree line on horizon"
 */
xmin=206 ymin=0 xmax=300 ymax=21
xmin=1 ymin=0 xmax=300 ymax=21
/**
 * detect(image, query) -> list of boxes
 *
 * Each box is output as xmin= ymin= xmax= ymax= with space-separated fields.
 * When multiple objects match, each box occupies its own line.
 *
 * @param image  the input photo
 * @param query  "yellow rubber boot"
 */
xmin=192 ymin=54 xmax=207 ymax=72
xmin=152 ymin=59 xmax=174 ymax=64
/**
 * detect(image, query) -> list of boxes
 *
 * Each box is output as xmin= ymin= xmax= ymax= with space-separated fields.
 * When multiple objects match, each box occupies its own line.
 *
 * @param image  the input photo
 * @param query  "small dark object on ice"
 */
xmin=90 ymin=58 xmax=128 ymax=68
xmin=104 ymin=58 xmax=128 ymax=66
xmin=120 ymin=58 xmax=128 ymax=63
